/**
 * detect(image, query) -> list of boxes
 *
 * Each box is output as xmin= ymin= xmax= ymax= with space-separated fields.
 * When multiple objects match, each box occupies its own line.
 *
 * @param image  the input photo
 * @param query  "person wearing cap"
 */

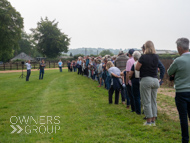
xmin=126 ymin=49 xmax=136 ymax=112
xmin=115 ymin=51 xmax=129 ymax=105
xmin=135 ymin=41 xmax=160 ymax=126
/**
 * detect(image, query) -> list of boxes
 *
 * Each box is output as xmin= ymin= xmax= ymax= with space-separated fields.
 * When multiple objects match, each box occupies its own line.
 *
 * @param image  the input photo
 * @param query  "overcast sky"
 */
xmin=9 ymin=0 xmax=190 ymax=50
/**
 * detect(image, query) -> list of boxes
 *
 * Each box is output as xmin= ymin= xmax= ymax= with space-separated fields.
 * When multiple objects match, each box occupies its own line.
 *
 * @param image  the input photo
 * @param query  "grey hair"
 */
xmin=176 ymin=38 xmax=189 ymax=50
xmin=132 ymin=51 xmax=141 ymax=60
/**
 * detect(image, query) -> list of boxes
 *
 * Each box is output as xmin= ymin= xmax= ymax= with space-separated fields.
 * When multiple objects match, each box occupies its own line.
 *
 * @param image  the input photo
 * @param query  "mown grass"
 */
xmin=0 ymin=69 xmax=181 ymax=143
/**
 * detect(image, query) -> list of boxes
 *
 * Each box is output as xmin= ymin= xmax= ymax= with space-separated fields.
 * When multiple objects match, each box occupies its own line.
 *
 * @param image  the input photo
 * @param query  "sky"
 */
xmin=9 ymin=0 xmax=190 ymax=50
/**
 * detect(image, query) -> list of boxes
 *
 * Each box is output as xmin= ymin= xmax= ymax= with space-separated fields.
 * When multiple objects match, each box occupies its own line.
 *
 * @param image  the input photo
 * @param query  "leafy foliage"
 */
xmin=31 ymin=17 xmax=70 ymax=58
xmin=99 ymin=50 xmax=114 ymax=57
xmin=0 ymin=0 xmax=23 ymax=62
xmin=15 ymin=30 xmax=42 ymax=57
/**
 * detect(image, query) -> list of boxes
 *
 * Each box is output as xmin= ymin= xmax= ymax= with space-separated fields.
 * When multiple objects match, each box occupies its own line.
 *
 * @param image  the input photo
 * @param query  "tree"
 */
xmin=31 ymin=17 xmax=70 ymax=58
xmin=0 ymin=0 xmax=24 ymax=62
xmin=99 ymin=50 xmax=114 ymax=57
xmin=70 ymin=52 xmax=73 ymax=57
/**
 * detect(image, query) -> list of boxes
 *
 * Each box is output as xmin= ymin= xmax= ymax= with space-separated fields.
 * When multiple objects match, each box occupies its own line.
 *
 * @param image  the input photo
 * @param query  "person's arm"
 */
xmin=158 ymin=60 xmax=165 ymax=80
xmin=120 ymin=71 xmax=124 ymax=76
xmin=129 ymin=71 xmax=134 ymax=79
xmin=135 ymin=62 xmax=142 ymax=71
xmin=111 ymin=72 xmax=121 ymax=78
xmin=167 ymin=61 xmax=177 ymax=76
xmin=126 ymin=71 xmax=130 ymax=85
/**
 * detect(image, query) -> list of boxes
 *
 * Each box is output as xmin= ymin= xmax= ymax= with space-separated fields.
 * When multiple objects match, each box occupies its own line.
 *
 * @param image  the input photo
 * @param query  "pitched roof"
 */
xmin=11 ymin=52 xmax=35 ymax=61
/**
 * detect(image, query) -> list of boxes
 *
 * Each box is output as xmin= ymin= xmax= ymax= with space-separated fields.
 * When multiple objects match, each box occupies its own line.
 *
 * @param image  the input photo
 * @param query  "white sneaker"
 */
xmin=151 ymin=122 xmax=156 ymax=126
xmin=143 ymin=122 xmax=152 ymax=126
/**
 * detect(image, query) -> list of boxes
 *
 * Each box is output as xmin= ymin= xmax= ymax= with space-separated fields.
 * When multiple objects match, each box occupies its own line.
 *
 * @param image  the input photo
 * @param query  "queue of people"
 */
xmin=74 ymin=38 xmax=190 ymax=143
xmin=74 ymin=41 xmax=165 ymax=128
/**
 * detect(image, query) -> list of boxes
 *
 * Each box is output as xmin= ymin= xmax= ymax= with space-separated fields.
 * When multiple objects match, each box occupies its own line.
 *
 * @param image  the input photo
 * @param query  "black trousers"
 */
xmin=127 ymin=84 xmax=136 ymax=111
xmin=26 ymin=70 xmax=31 ymax=81
xmin=109 ymin=85 xmax=119 ymax=104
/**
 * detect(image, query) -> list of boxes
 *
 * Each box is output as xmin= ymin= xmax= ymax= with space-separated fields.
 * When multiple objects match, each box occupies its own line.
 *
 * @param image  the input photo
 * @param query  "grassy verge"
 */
xmin=0 ymin=69 xmax=181 ymax=143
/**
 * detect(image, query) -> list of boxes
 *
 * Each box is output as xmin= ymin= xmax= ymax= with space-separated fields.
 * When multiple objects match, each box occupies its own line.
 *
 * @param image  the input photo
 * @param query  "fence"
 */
xmin=0 ymin=61 xmax=66 ymax=71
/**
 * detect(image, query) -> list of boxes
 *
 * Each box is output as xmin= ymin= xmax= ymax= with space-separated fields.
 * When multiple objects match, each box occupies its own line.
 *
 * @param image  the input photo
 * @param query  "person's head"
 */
xmin=132 ymin=51 xmax=141 ymax=61
xmin=128 ymin=49 xmax=135 ymax=57
xmin=144 ymin=41 xmax=156 ymax=54
xmin=28 ymin=60 xmax=30 ymax=63
xmin=59 ymin=59 xmax=61 ymax=62
xmin=141 ymin=45 xmax=145 ymax=53
xmin=106 ymin=61 xmax=114 ymax=70
xmin=176 ymin=38 xmax=189 ymax=56
xmin=118 ymin=51 xmax=124 ymax=56
xmin=42 ymin=59 xmax=44 ymax=63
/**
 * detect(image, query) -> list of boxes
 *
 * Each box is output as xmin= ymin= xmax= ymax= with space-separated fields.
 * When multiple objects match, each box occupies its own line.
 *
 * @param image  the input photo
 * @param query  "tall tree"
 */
xmin=0 ymin=0 xmax=23 ymax=62
xmin=31 ymin=17 xmax=70 ymax=58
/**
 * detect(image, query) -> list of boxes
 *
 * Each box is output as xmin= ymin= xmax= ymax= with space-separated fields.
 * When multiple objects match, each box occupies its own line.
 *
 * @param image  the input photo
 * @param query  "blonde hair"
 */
xmin=144 ymin=41 xmax=156 ymax=54
xmin=106 ymin=61 xmax=114 ymax=70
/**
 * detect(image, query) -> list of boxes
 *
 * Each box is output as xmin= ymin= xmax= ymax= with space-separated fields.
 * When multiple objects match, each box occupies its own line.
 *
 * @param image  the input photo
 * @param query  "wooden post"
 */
xmin=17 ymin=63 xmax=18 ymax=70
xmin=54 ymin=61 xmax=55 ymax=68
xmin=4 ymin=63 xmax=5 ymax=70
xmin=49 ymin=61 xmax=50 ymax=68
xmin=10 ymin=63 xmax=12 ymax=70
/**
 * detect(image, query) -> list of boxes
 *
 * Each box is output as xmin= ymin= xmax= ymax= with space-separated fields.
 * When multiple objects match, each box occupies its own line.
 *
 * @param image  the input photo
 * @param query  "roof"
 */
xmin=11 ymin=52 xmax=35 ymax=61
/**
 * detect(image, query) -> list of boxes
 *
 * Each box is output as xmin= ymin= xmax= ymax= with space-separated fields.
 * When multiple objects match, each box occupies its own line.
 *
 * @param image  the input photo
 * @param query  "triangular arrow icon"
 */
xmin=10 ymin=125 xmax=17 ymax=134
xmin=16 ymin=125 xmax=23 ymax=133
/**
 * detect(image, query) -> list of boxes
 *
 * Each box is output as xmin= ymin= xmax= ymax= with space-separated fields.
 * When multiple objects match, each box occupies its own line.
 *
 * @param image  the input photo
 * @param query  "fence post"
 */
xmin=17 ymin=63 xmax=18 ymax=70
xmin=54 ymin=61 xmax=55 ymax=68
xmin=3 ymin=63 xmax=5 ymax=70
xmin=10 ymin=63 xmax=12 ymax=70
xmin=49 ymin=61 xmax=50 ymax=68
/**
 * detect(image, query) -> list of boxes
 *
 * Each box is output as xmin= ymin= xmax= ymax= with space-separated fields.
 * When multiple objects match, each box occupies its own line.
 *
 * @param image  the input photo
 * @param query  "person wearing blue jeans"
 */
xmin=39 ymin=59 xmax=45 ymax=80
xmin=58 ymin=60 xmax=63 ymax=72
xmin=25 ymin=60 xmax=32 ymax=81
xmin=168 ymin=38 xmax=190 ymax=143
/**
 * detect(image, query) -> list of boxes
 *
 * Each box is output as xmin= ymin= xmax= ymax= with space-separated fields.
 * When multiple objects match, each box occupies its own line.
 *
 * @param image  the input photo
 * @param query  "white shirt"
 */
xmin=25 ymin=63 xmax=32 ymax=70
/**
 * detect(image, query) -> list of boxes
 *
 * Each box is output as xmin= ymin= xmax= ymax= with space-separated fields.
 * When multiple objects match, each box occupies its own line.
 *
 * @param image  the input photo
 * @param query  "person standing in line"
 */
xmin=115 ymin=51 xmax=129 ymax=106
xmin=126 ymin=49 xmax=136 ymax=112
xmin=39 ymin=59 xmax=45 ymax=80
xmin=58 ymin=59 xmax=63 ymax=72
xmin=135 ymin=41 xmax=160 ymax=126
xmin=168 ymin=38 xmax=190 ymax=143
xmin=25 ymin=60 xmax=32 ymax=81
xmin=128 ymin=51 xmax=141 ymax=115
xmin=106 ymin=61 xmax=122 ymax=104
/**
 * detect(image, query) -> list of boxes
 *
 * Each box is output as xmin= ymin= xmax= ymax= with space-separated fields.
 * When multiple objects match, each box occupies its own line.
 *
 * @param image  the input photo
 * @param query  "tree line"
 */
xmin=0 ymin=0 xmax=70 ymax=62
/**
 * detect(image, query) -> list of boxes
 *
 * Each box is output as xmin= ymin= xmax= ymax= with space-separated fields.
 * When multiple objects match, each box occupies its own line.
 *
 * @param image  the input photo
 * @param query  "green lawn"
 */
xmin=0 ymin=69 xmax=181 ymax=143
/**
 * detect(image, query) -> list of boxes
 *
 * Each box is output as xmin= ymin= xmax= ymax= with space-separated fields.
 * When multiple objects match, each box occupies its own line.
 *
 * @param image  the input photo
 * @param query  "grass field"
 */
xmin=0 ymin=69 xmax=181 ymax=143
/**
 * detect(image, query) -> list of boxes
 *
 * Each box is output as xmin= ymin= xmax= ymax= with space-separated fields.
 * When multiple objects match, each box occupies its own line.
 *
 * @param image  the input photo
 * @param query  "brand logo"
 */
xmin=10 ymin=116 xmax=60 ymax=134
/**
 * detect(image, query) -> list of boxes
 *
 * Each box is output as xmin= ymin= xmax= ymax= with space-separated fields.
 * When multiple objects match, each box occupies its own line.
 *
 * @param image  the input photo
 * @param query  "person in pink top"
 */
xmin=126 ymin=49 xmax=136 ymax=112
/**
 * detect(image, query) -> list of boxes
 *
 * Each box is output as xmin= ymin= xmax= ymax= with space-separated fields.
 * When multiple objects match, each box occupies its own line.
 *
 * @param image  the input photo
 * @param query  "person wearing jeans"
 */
xmin=168 ymin=38 xmax=190 ymax=143
xmin=39 ymin=59 xmax=45 ymax=80
xmin=25 ymin=60 xmax=32 ymax=81
xmin=58 ymin=59 xmax=63 ymax=72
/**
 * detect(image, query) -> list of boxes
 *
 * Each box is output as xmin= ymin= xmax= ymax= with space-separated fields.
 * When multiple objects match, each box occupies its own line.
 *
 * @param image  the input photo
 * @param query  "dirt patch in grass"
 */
xmin=157 ymin=87 xmax=179 ymax=121
xmin=0 ymin=68 xmax=67 ymax=73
